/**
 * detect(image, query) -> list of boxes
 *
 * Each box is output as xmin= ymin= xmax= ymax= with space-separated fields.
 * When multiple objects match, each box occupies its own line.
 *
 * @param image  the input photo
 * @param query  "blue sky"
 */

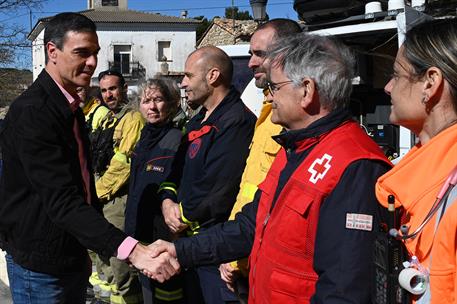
xmin=1 ymin=0 xmax=296 ymax=70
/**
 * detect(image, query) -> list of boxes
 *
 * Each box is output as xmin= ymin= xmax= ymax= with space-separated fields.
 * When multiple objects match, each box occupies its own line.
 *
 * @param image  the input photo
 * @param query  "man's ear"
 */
xmin=422 ymin=67 xmax=443 ymax=103
xmin=300 ymin=77 xmax=316 ymax=108
xmin=46 ymin=42 xmax=58 ymax=64
xmin=207 ymin=68 xmax=221 ymax=85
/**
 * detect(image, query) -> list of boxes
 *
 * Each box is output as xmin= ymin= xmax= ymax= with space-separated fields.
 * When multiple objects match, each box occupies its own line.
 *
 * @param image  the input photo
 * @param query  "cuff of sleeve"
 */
xmin=179 ymin=202 xmax=199 ymax=232
xmin=160 ymin=190 xmax=177 ymax=204
xmin=117 ymin=236 xmax=139 ymax=260
xmin=174 ymin=239 xmax=192 ymax=269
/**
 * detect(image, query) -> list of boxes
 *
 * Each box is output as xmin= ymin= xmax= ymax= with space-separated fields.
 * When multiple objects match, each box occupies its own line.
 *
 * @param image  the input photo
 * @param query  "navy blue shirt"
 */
xmin=163 ymin=87 xmax=256 ymax=230
xmin=175 ymin=109 xmax=391 ymax=303
xmin=125 ymin=123 xmax=182 ymax=243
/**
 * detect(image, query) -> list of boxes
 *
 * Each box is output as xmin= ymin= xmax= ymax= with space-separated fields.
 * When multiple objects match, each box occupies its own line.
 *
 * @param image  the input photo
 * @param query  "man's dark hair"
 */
xmin=44 ymin=12 xmax=96 ymax=50
xmin=256 ymin=18 xmax=302 ymax=39
xmin=44 ymin=13 xmax=97 ymax=63
xmin=98 ymin=69 xmax=126 ymax=87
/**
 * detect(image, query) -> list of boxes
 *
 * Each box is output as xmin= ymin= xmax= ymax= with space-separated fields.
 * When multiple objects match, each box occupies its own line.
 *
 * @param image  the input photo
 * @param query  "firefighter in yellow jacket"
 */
xmin=77 ymin=85 xmax=110 ymax=132
xmin=90 ymin=69 xmax=144 ymax=304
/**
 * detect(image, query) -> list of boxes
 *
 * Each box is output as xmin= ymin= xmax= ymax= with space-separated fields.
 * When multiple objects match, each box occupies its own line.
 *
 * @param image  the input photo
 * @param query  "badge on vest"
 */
xmin=146 ymin=163 xmax=164 ymax=173
xmin=345 ymin=213 xmax=373 ymax=231
xmin=308 ymin=153 xmax=332 ymax=184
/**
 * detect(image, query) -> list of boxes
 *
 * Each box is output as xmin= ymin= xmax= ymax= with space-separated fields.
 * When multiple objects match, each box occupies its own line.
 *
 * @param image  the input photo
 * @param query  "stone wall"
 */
xmin=198 ymin=18 xmax=257 ymax=47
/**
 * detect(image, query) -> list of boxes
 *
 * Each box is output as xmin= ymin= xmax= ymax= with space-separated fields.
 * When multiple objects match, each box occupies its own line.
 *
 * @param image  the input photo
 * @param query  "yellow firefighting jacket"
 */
xmin=228 ymin=100 xmax=282 ymax=274
xmin=82 ymin=97 xmax=109 ymax=132
xmin=95 ymin=109 xmax=144 ymax=201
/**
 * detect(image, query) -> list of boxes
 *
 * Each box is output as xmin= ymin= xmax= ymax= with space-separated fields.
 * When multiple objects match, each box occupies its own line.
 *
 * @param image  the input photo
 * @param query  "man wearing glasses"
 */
xmin=146 ymin=33 xmax=392 ymax=303
xmin=219 ymin=18 xmax=301 ymax=301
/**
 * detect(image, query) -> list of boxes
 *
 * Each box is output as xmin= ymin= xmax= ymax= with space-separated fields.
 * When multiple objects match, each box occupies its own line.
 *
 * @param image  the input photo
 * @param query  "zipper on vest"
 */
xmin=251 ymin=211 xmax=271 ymax=300
xmin=263 ymin=213 xmax=270 ymax=227
xmin=259 ymin=213 xmax=270 ymax=244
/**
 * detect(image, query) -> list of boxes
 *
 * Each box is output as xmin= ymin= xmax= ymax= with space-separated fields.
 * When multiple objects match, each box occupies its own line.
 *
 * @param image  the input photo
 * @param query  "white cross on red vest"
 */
xmin=308 ymin=153 xmax=333 ymax=184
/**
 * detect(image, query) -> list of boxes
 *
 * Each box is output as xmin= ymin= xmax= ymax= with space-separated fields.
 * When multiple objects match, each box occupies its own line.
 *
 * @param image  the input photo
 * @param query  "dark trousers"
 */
xmin=140 ymin=270 xmax=204 ymax=304
xmin=196 ymin=265 xmax=239 ymax=304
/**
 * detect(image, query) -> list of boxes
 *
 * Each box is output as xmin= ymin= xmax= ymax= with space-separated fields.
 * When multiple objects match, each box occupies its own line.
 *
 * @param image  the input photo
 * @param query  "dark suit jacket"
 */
xmin=0 ymin=70 xmax=126 ymax=275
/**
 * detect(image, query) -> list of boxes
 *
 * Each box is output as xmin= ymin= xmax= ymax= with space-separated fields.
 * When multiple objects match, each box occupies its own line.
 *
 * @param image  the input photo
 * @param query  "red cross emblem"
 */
xmin=308 ymin=153 xmax=332 ymax=184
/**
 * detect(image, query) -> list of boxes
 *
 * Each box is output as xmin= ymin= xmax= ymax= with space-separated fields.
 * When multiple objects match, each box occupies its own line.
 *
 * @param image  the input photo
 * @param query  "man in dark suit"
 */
xmin=0 ymin=12 xmax=178 ymax=304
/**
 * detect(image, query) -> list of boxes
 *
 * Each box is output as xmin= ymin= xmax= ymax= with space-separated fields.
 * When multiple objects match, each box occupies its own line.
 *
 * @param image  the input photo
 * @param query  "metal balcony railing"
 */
xmin=108 ymin=61 xmax=146 ymax=80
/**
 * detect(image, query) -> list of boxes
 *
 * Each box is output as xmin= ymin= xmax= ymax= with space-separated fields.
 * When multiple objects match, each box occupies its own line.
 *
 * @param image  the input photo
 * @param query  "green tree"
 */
xmin=194 ymin=15 xmax=211 ymax=42
xmin=0 ymin=1 xmax=46 ymax=108
xmin=225 ymin=6 xmax=252 ymax=20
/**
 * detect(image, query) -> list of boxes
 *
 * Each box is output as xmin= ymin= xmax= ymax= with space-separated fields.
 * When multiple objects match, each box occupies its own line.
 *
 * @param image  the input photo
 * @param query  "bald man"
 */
xmin=158 ymin=46 xmax=256 ymax=303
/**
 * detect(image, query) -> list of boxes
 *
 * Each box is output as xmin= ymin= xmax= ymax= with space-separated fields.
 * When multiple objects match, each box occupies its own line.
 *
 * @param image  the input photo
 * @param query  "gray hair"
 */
xmin=137 ymin=77 xmax=181 ymax=122
xmin=266 ymin=33 xmax=355 ymax=111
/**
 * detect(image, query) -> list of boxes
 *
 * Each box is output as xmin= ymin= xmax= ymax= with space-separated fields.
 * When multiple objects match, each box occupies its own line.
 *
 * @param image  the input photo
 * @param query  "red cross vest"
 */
xmin=248 ymin=120 xmax=390 ymax=303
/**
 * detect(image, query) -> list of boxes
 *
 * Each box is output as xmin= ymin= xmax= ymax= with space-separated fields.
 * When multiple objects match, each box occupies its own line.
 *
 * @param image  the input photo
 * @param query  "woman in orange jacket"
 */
xmin=376 ymin=18 xmax=457 ymax=304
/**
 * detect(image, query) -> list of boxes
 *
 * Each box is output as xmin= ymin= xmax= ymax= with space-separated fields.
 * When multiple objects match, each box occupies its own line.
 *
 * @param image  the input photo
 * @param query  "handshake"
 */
xmin=129 ymin=239 xmax=242 ymax=293
xmin=128 ymin=240 xmax=180 ymax=283
xmin=127 ymin=199 xmax=187 ymax=282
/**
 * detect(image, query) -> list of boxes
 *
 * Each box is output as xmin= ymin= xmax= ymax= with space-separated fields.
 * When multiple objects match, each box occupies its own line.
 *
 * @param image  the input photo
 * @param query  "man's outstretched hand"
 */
xmin=128 ymin=242 xmax=180 ymax=283
xmin=148 ymin=239 xmax=177 ymax=258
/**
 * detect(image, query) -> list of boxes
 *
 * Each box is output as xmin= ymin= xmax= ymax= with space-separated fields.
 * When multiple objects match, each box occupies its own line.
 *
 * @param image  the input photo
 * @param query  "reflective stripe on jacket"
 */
xmin=96 ymin=110 xmax=144 ymax=200
xmin=229 ymin=102 xmax=281 ymax=219
xmin=228 ymin=101 xmax=281 ymax=275
xmin=168 ymin=88 xmax=256 ymax=232
xmin=83 ymin=98 xmax=109 ymax=132
xmin=125 ymin=123 xmax=182 ymax=242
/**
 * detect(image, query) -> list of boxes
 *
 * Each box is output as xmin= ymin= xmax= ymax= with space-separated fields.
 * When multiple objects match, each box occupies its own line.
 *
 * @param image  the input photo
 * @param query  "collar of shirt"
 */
xmin=49 ymin=76 xmax=81 ymax=112
xmin=273 ymin=108 xmax=352 ymax=152
xmin=193 ymin=86 xmax=241 ymax=127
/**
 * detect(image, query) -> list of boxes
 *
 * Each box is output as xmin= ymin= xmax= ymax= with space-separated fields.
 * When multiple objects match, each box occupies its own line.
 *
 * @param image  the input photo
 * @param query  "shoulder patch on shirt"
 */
xmin=345 ymin=213 xmax=373 ymax=231
xmin=308 ymin=153 xmax=332 ymax=184
xmin=188 ymin=138 xmax=202 ymax=159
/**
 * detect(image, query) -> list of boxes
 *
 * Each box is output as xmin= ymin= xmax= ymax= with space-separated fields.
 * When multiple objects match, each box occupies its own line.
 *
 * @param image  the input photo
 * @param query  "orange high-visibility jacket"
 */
xmin=376 ymin=123 xmax=457 ymax=304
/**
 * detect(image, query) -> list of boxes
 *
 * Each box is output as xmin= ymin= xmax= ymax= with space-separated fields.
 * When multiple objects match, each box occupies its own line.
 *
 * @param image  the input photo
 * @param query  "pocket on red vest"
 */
xmin=270 ymin=268 xmax=316 ymax=303
xmin=274 ymin=190 xmax=319 ymax=255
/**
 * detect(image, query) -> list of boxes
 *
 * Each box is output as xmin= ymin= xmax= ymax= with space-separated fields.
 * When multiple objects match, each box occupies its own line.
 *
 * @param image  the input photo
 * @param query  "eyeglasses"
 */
xmin=265 ymin=80 xmax=294 ymax=96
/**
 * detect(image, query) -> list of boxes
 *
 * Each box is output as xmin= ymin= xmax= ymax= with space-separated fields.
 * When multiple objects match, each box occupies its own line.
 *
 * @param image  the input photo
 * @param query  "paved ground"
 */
xmin=0 ymin=250 xmax=12 ymax=303
xmin=0 ymin=280 xmax=12 ymax=304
